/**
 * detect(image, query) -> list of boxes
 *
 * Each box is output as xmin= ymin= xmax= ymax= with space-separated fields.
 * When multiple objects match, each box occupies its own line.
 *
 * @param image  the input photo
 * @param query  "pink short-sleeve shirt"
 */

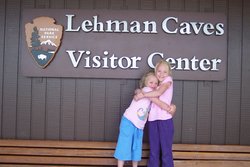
xmin=148 ymin=76 xmax=173 ymax=122
xmin=123 ymin=87 xmax=152 ymax=129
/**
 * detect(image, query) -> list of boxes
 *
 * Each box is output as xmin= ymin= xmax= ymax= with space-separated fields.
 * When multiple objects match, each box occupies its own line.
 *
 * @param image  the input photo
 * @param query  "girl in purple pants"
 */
xmin=135 ymin=60 xmax=175 ymax=167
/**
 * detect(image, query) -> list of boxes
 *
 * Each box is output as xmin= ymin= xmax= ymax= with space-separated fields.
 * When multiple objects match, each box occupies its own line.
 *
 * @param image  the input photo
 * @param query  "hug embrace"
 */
xmin=114 ymin=60 xmax=176 ymax=167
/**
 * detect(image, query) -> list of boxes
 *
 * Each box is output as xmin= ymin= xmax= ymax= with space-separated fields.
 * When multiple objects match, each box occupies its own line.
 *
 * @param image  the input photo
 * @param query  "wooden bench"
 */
xmin=0 ymin=139 xmax=250 ymax=167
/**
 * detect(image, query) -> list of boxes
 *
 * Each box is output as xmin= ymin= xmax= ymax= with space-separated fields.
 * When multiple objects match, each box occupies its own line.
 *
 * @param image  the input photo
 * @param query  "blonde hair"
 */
xmin=155 ymin=60 xmax=172 ymax=76
xmin=139 ymin=70 xmax=155 ymax=88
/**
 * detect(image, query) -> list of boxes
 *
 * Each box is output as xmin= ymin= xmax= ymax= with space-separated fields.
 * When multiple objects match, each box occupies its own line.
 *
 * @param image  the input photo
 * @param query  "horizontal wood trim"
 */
xmin=1 ymin=161 xmax=250 ymax=167
xmin=0 ymin=147 xmax=116 ymax=157
xmin=173 ymin=144 xmax=250 ymax=153
xmin=1 ymin=139 xmax=250 ymax=152
xmin=1 ymin=147 xmax=250 ymax=160
xmin=173 ymin=152 xmax=250 ymax=160
xmin=0 ymin=139 xmax=117 ymax=149
xmin=0 ymin=155 xmax=119 ymax=165
xmin=174 ymin=161 xmax=250 ymax=167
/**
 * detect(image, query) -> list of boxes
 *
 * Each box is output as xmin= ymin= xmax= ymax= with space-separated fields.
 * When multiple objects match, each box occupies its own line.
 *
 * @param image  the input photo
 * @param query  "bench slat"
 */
xmin=0 ymin=155 xmax=117 ymax=165
xmin=1 ymin=147 xmax=250 ymax=160
xmin=0 ymin=140 xmax=117 ymax=149
xmin=0 ymin=147 xmax=149 ymax=158
xmin=0 ymin=147 xmax=115 ymax=157
xmin=0 ymin=155 xmax=148 ymax=166
xmin=173 ymin=144 xmax=250 ymax=153
xmin=174 ymin=161 xmax=250 ymax=167
xmin=1 ymin=140 xmax=250 ymax=153
xmin=173 ymin=152 xmax=250 ymax=160
xmin=1 ymin=157 xmax=250 ymax=167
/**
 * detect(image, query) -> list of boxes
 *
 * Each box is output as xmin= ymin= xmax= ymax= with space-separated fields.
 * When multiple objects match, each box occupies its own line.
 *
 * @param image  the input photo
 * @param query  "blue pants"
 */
xmin=114 ymin=116 xmax=143 ymax=161
xmin=147 ymin=119 xmax=174 ymax=167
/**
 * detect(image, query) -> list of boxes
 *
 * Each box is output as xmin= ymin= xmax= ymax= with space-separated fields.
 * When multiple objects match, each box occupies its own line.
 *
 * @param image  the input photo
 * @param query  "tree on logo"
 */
xmin=31 ymin=26 xmax=41 ymax=48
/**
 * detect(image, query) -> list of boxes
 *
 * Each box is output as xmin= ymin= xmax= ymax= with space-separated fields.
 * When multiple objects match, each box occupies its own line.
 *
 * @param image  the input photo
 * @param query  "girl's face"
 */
xmin=156 ymin=63 xmax=169 ymax=82
xmin=145 ymin=75 xmax=158 ymax=89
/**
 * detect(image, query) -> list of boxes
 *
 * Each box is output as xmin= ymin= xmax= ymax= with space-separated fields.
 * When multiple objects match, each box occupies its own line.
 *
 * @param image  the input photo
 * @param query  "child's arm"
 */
xmin=149 ymin=98 xmax=176 ymax=116
xmin=133 ymin=88 xmax=142 ymax=101
xmin=150 ymin=97 xmax=170 ymax=111
xmin=144 ymin=81 xmax=171 ymax=97
xmin=168 ymin=104 xmax=176 ymax=116
xmin=134 ymin=88 xmax=142 ymax=95
xmin=135 ymin=81 xmax=172 ymax=100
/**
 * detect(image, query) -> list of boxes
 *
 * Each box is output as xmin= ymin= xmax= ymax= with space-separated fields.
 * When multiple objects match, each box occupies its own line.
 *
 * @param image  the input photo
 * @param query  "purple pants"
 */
xmin=147 ymin=119 xmax=174 ymax=167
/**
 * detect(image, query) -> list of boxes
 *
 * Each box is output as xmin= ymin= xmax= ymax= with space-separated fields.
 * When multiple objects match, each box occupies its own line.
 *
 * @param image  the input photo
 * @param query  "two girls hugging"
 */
xmin=114 ymin=60 xmax=176 ymax=167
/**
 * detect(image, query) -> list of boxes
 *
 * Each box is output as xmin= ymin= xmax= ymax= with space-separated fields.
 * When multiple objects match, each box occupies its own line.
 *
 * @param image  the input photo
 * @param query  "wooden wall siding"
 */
xmin=211 ymin=0 xmax=227 ymax=145
xmin=241 ymin=0 xmax=250 ymax=145
xmin=226 ymin=0 xmax=242 ymax=144
xmin=2 ymin=0 xmax=20 ymax=139
xmin=0 ymin=0 xmax=5 ymax=139
xmin=0 ymin=0 xmax=249 ymax=145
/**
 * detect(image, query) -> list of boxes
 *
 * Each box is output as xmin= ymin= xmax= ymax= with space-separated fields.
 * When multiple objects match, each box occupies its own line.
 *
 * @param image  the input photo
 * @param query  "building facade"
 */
xmin=0 ymin=0 xmax=249 ymax=145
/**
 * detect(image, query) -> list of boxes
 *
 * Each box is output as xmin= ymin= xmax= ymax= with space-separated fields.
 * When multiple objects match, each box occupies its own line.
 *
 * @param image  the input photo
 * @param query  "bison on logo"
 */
xmin=25 ymin=17 xmax=63 ymax=68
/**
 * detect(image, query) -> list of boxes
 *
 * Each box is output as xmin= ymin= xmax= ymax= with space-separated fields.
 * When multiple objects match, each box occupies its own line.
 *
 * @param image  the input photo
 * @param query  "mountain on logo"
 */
xmin=41 ymin=39 xmax=57 ymax=47
xmin=40 ymin=40 xmax=57 ymax=53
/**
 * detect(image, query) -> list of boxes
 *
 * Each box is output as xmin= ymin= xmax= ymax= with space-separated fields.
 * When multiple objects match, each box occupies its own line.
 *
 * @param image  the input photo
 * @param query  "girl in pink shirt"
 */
xmin=135 ymin=60 xmax=174 ymax=167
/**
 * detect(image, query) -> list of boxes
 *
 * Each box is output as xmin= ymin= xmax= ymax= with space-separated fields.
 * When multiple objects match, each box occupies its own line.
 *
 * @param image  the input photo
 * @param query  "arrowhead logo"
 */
xmin=25 ymin=17 xmax=63 ymax=68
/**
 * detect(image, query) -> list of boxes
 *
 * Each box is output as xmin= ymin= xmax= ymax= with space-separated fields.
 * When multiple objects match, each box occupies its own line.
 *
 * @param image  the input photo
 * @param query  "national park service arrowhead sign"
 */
xmin=25 ymin=17 xmax=63 ymax=68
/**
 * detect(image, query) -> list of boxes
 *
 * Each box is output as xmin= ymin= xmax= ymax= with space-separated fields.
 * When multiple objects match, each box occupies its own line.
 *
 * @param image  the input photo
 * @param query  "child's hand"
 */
xmin=134 ymin=92 xmax=144 ymax=101
xmin=134 ymin=94 xmax=139 ymax=101
xmin=134 ymin=89 xmax=142 ymax=95
xmin=168 ymin=104 xmax=176 ymax=116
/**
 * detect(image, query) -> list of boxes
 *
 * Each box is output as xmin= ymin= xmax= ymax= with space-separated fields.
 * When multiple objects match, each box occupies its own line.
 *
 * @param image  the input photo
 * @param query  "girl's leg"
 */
xmin=147 ymin=121 xmax=160 ymax=167
xmin=159 ymin=119 xmax=174 ymax=167
xmin=114 ymin=117 xmax=134 ymax=161
xmin=118 ymin=160 xmax=124 ymax=167
xmin=132 ymin=161 xmax=138 ymax=167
